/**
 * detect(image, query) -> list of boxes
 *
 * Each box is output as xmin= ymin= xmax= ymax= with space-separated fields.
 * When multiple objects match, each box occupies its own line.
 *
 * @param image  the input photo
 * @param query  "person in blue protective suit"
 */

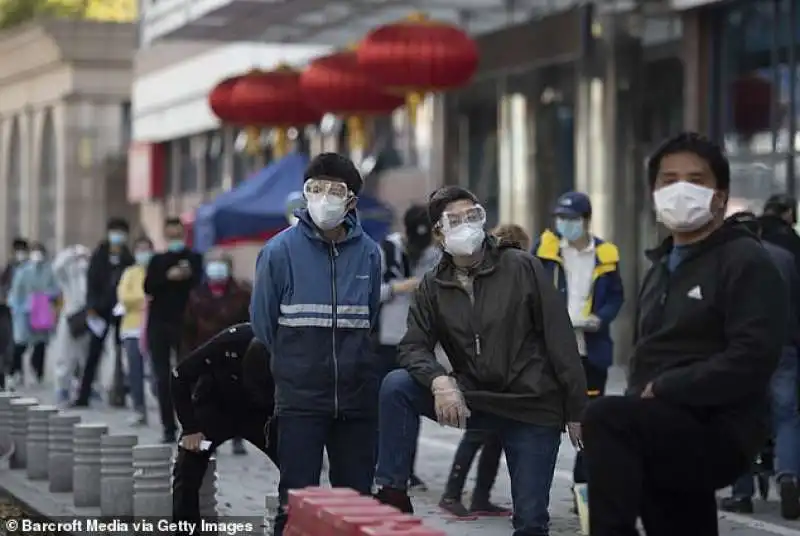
xmin=533 ymin=191 xmax=624 ymax=490
xmin=250 ymin=152 xmax=382 ymax=536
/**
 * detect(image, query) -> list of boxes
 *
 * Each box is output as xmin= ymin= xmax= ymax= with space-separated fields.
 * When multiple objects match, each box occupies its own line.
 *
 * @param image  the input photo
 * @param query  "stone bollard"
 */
xmin=264 ymin=492 xmax=279 ymax=536
xmin=133 ymin=444 xmax=172 ymax=519
xmin=26 ymin=405 xmax=58 ymax=480
xmin=199 ymin=456 xmax=218 ymax=519
xmin=9 ymin=397 xmax=38 ymax=469
xmin=48 ymin=413 xmax=81 ymax=492
xmin=0 ymin=392 xmax=19 ymax=453
xmin=100 ymin=434 xmax=138 ymax=517
xmin=73 ymin=423 xmax=108 ymax=507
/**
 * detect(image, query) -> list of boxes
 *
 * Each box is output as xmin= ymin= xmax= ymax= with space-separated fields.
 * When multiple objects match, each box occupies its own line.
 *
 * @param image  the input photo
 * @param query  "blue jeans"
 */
xmin=375 ymin=369 xmax=561 ymax=536
xmin=771 ymin=346 xmax=800 ymax=481
xmin=123 ymin=337 xmax=145 ymax=412
xmin=274 ymin=414 xmax=376 ymax=536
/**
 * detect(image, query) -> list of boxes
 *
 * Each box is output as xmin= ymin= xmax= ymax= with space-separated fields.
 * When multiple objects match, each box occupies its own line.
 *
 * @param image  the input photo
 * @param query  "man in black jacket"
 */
xmin=171 ymin=323 xmax=277 ymax=531
xmin=761 ymin=193 xmax=800 ymax=276
xmin=374 ymin=186 xmax=587 ymax=536
xmin=583 ymin=133 xmax=788 ymax=536
xmin=145 ymin=217 xmax=203 ymax=442
xmin=74 ymin=218 xmax=134 ymax=407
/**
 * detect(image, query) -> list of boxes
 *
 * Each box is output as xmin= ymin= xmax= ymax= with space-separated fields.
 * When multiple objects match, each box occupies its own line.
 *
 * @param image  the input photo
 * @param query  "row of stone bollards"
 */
xmin=0 ymin=392 xmax=219 ymax=519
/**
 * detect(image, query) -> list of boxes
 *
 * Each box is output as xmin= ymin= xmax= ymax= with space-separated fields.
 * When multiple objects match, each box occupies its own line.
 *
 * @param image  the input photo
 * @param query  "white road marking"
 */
xmin=418 ymin=436 xmax=800 ymax=536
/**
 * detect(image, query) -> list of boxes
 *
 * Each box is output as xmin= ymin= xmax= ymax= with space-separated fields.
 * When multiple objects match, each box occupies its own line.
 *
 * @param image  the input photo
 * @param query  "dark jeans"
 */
xmin=443 ymin=429 xmax=503 ymax=504
xmin=375 ymin=369 xmax=561 ymax=536
xmin=583 ymin=396 xmax=748 ymax=536
xmin=573 ymin=357 xmax=608 ymax=484
xmin=274 ymin=414 xmax=376 ymax=536
xmin=76 ymin=317 xmax=118 ymax=404
xmin=123 ymin=338 xmax=145 ymax=412
xmin=377 ymin=344 xmax=421 ymax=476
xmin=173 ymin=407 xmax=278 ymax=532
xmin=148 ymin=321 xmax=179 ymax=435
xmin=12 ymin=342 xmax=47 ymax=381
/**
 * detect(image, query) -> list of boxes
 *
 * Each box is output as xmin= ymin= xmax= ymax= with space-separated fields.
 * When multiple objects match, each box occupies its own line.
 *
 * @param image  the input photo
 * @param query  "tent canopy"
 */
xmin=193 ymin=152 xmax=393 ymax=252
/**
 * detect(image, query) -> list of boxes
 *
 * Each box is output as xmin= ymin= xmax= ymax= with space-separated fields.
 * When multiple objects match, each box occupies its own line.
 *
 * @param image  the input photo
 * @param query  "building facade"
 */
xmin=0 ymin=19 xmax=136 ymax=254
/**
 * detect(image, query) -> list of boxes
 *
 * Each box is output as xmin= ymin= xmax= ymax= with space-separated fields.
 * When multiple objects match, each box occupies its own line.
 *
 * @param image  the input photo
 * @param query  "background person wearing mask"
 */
xmin=51 ymin=245 xmax=91 ymax=404
xmin=73 ymin=218 xmax=134 ymax=407
xmin=438 ymin=223 xmax=531 ymax=519
xmin=533 ymin=191 xmax=624 ymax=490
xmin=0 ymin=238 xmax=27 ymax=390
xmin=181 ymin=252 xmax=251 ymax=455
xmin=8 ymin=243 xmax=58 ymax=387
xmin=251 ymin=153 xmax=382 ymax=536
xmin=583 ymin=133 xmax=787 ymax=536
xmin=760 ymin=193 xmax=800 ymax=276
xmin=117 ymin=236 xmax=155 ymax=425
xmin=374 ymin=186 xmax=587 ymax=536
xmin=377 ymin=203 xmax=440 ymax=492
xmin=145 ymin=217 xmax=203 ymax=443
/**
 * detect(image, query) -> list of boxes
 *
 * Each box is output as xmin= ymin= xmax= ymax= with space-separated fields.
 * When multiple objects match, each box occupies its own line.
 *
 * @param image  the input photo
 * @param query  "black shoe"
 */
xmin=719 ymin=496 xmax=754 ymax=514
xmin=438 ymin=497 xmax=478 ymax=520
xmin=374 ymin=487 xmax=413 ymax=514
xmin=779 ymin=478 xmax=800 ymax=520
xmin=232 ymin=438 xmax=247 ymax=455
xmin=161 ymin=430 xmax=177 ymax=444
xmin=408 ymin=474 xmax=428 ymax=492
xmin=469 ymin=500 xmax=512 ymax=517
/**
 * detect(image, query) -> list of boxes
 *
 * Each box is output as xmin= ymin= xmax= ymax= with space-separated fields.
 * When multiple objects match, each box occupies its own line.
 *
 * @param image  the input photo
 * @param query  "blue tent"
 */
xmin=193 ymin=153 xmax=393 ymax=252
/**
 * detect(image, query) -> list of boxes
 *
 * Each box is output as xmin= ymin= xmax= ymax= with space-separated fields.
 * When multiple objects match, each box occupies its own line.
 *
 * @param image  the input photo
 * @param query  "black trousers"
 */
xmin=173 ymin=408 xmax=278 ymax=530
xmin=12 ymin=342 xmax=47 ymax=381
xmin=76 ymin=316 xmax=118 ymax=404
xmin=583 ymin=396 xmax=748 ymax=536
xmin=572 ymin=357 xmax=608 ymax=484
xmin=148 ymin=321 xmax=180 ymax=435
xmin=443 ymin=428 xmax=503 ymax=503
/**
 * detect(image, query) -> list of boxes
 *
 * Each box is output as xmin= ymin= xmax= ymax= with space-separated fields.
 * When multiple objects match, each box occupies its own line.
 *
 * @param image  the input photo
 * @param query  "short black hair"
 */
xmin=134 ymin=235 xmax=153 ymax=249
xmin=764 ymin=193 xmax=798 ymax=223
xmin=647 ymin=132 xmax=730 ymax=191
xmin=30 ymin=242 xmax=46 ymax=254
xmin=164 ymin=217 xmax=183 ymax=228
xmin=304 ymin=152 xmax=363 ymax=195
xmin=107 ymin=218 xmax=129 ymax=232
xmin=12 ymin=238 xmax=28 ymax=250
xmin=728 ymin=210 xmax=761 ymax=234
xmin=427 ymin=186 xmax=479 ymax=226
xmin=403 ymin=204 xmax=430 ymax=230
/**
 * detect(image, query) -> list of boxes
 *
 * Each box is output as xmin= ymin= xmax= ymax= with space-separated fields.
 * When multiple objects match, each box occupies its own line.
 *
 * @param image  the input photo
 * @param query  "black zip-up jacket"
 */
xmin=87 ymin=242 xmax=134 ymax=318
xmin=399 ymin=237 xmax=587 ymax=427
xmin=629 ymin=221 xmax=788 ymax=458
xmin=760 ymin=214 xmax=800 ymax=278
xmin=171 ymin=323 xmax=274 ymax=434
xmin=144 ymin=248 xmax=203 ymax=327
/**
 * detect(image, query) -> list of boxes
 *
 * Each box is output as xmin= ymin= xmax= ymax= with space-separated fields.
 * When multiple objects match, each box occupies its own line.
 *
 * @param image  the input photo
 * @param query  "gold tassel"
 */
xmin=273 ymin=128 xmax=288 ymax=158
xmin=406 ymin=92 xmax=424 ymax=127
xmin=347 ymin=116 xmax=366 ymax=152
xmin=245 ymin=125 xmax=261 ymax=155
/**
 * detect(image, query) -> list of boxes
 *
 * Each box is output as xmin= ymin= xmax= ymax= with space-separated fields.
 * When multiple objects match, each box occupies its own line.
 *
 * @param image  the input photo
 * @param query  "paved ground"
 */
xmin=1 ymin=368 xmax=799 ymax=535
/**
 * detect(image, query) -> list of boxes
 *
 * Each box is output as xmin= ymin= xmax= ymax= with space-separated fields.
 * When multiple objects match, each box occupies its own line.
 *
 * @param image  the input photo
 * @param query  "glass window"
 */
xmin=232 ymin=128 xmax=257 ymax=185
xmin=178 ymin=137 xmax=197 ymax=193
xmin=205 ymin=131 xmax=224 ymax=191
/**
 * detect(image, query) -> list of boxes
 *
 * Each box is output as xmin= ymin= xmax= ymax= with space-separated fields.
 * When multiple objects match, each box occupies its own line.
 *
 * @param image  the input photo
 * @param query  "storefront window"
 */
xmin=205 ymin=131 xmax=223 ymax=191
xmin=715 ymin=0 xmax=796 ymax=201
xmin=178 ymin=136 xmax=197 ymax=193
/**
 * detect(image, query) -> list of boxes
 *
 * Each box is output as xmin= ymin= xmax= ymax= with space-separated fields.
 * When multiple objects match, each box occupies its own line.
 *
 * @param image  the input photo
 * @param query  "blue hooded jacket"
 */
xmin=250 ymin=208 xmax=382 ymax=417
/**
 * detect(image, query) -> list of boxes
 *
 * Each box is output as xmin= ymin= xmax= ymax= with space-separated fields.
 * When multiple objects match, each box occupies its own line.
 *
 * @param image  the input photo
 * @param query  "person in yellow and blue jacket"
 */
xmin=532 ymin=191 xmax=624 ymax=491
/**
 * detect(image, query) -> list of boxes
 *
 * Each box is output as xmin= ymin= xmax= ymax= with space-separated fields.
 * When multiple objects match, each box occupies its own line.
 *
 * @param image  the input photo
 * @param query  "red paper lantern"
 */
xmin=208 ymin=75 xmax=245 ymax=124
xmin=300 ymin=51 xmax=405 ymax=115
xmin=356 ymin=14 xmax=479 ymax=92
xmin=229 ymin=66 xmax=322 ymax=127
xmin=731 ymin=75 xmax=772 ymax=137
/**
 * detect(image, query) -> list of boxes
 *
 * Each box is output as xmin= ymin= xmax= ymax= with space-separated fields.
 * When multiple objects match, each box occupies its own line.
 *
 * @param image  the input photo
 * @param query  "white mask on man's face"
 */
xmin=653 ymin=181 xmax=716 ymax=233
xmin=308 ymin=196 xmax=348 ymax=230
xmin=443 ymin=222 xmax=485 ymax=256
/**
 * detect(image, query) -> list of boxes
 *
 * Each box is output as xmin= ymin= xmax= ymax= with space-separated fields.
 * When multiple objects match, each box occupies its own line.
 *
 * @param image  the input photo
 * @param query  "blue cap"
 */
xmin=553 ymin=191 xmax=592 ymax=218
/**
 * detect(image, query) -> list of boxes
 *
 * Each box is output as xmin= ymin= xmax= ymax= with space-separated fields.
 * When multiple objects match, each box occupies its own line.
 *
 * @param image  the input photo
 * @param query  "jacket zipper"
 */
xmin=329 ymin=243 xmax=340 ymax=418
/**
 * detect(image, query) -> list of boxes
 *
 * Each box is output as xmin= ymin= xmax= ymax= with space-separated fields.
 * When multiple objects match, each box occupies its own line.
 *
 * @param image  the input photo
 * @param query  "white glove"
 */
xmin=581 ymin=314 xmax=602 ymax=332
xmin=431 ymin=376 xmax=470 ymax=428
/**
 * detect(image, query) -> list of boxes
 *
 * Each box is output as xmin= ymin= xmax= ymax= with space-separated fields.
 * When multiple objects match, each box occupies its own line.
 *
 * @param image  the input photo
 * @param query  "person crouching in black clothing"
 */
xmin=171 ymin=323 xmax=278 ymax=527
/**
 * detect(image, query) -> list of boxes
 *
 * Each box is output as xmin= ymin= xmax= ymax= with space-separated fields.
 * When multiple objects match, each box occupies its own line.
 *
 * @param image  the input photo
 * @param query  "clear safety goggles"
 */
xmin=437 ymin=204 xmax=487 ymax=233
xmin=304 ymin=178 xmax=351 ymax=201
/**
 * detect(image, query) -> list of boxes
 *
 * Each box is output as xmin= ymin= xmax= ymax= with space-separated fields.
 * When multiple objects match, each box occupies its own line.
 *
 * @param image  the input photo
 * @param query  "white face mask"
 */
xmin=653 ymin=181 xmax=716 ymax=233
xmin=308 ymin=197 xmax=348 ymax=231
xmin=29 ymin=251 xmax=44 ymax=263
xmin=444 ymin=222 xmax=485 ymax=256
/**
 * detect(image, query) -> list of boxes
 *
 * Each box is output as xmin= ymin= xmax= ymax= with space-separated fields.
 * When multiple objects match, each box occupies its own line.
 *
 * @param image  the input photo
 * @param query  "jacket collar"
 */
xmin=295 ymin=208 xmax=363 ymax=244
xmin=432 ymin=236 xmax=503 ymax=286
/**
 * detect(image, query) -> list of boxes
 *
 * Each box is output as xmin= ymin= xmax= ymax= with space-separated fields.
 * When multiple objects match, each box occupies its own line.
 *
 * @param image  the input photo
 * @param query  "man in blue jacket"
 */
xmin=533 ymin=191 xmax=624 ymax=487
xmin=250 ymin=152 xmax=382 ymax=536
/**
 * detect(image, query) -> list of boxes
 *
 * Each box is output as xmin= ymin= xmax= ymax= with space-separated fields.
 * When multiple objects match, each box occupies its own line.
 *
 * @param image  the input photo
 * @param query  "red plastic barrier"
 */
xmin=358 ymin=524 xmax=447 ymax=536
xmin=321 ymin=505 xmax=421 ymax=536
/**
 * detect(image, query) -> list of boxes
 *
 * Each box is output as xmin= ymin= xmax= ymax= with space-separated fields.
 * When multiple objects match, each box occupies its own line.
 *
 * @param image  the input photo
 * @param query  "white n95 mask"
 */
xmin=308 ymin=197 xmax=347 ymax=230
xmin=653 ymin=181 xmax=715 ymax=232
xmin=443 ymin=223 xmax=485 ymax=256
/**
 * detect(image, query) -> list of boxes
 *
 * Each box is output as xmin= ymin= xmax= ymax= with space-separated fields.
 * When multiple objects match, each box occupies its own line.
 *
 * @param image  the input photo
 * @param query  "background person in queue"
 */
xmin=250 ymin=152 xmax=382 ymax=536
xmin=583 ymin=133 xmax=788 ymax=536
xmin=144 ymin=218 xmax=203 ymax=443
xmin=374 ymin=186 xmax=587 ymax=536
xmin=171 ymin=323 xmax=277 ymax=531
